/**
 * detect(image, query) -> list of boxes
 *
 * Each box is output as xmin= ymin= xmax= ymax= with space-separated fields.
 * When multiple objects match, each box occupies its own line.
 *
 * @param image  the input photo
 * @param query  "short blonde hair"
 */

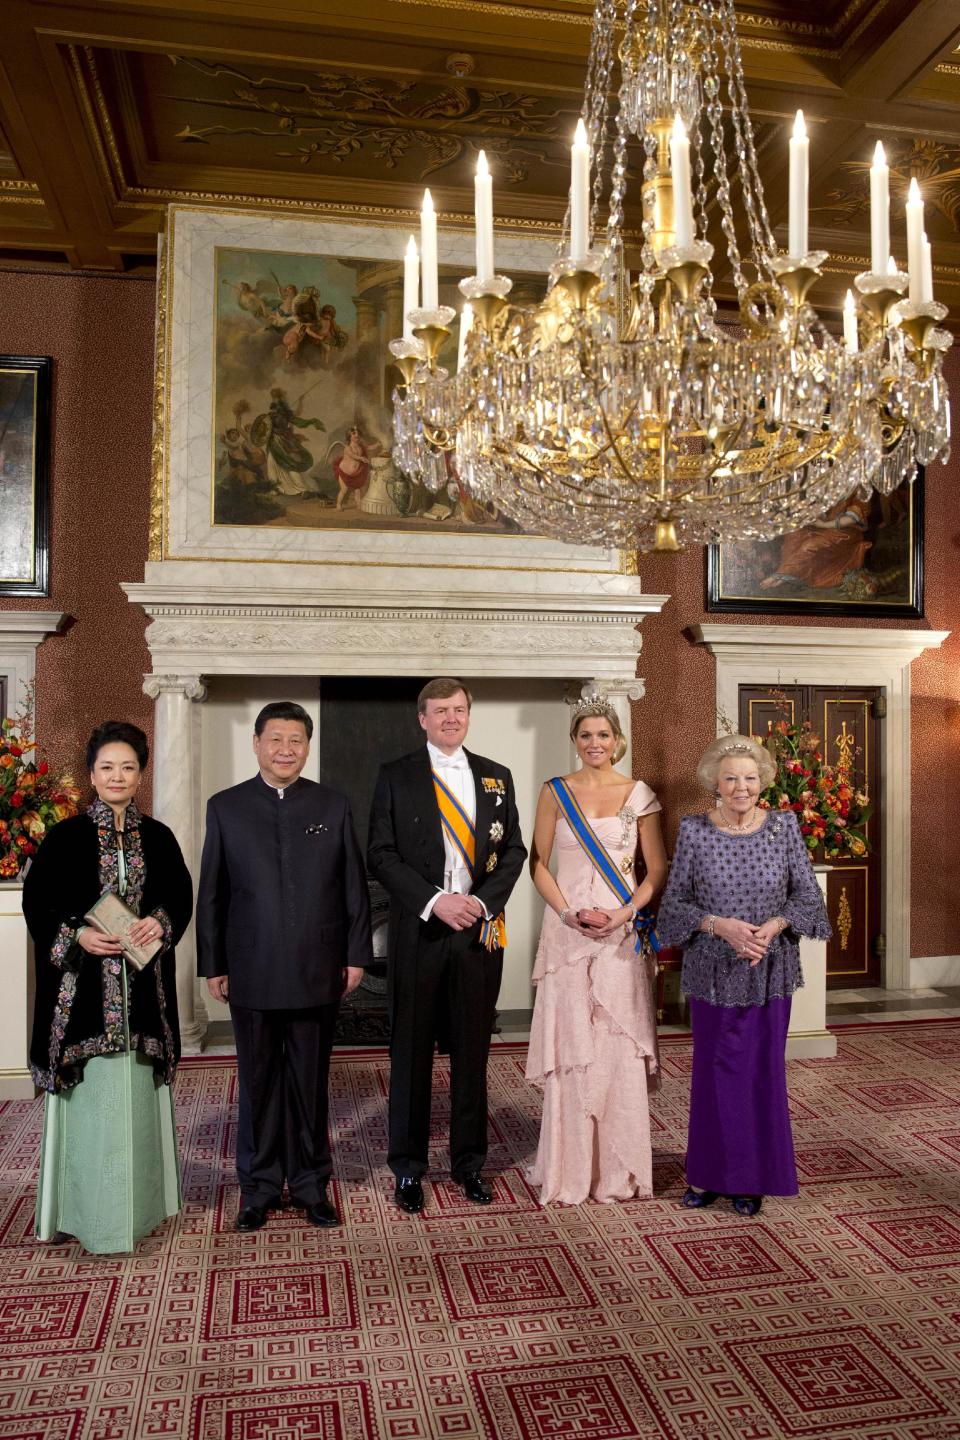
xmin=696 ymin=734 xmax=776 ymax=793
xmin=417 ymin=677 xmax=472 ymax=714
xmin=571 ymin=701 xmax=628 ymax=766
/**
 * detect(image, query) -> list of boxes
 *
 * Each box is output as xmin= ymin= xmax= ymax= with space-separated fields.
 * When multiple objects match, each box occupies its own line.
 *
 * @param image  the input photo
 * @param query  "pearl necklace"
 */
xmin=716 ymin=804 xmax=760 ymax=832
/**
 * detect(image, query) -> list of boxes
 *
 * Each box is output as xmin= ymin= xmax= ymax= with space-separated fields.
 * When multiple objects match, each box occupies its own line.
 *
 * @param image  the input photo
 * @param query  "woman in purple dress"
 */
xmin=657 ymin=735 xmax=830 ymax=1216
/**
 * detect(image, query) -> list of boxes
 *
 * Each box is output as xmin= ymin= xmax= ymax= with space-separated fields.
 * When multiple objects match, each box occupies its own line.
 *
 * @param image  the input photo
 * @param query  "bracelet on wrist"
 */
xmin=559 ymin=908 xmax=570 ymax=926
xmin=705 ymin=914 xmax=716 ymax=938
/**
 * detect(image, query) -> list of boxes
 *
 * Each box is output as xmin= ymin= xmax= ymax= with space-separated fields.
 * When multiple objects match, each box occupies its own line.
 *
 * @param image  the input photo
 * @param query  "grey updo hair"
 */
xmin=696 ymin=733 xmax=776 ymax=793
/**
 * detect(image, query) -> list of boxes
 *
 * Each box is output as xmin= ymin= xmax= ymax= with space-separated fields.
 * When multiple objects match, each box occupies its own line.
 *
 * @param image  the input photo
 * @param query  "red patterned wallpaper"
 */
xmin=0 ymin=271 xmax=956 ymax=956
xmin=0 ymin=271 xmax=157 ymax=804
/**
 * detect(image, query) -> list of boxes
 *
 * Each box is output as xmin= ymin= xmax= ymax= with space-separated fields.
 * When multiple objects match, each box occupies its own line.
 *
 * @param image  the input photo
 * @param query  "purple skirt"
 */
xmin=686 ymin=996 xmax=798 ymax=1197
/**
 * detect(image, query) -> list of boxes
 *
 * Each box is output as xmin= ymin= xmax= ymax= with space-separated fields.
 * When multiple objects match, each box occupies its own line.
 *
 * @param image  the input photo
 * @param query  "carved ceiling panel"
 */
xmin=1 ymin=0 xmax=959 ymax=322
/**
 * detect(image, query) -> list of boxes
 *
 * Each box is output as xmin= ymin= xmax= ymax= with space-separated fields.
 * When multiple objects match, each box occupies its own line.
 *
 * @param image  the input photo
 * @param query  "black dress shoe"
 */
xmin=394 ymin=1177 xmax=425 ymax=1213
xmin=304 ymin=1192 xmax=340 ymax=1227
xmin=236 ymin=1204 xmax=269 ymax=1232
xmin=458 ymin=1172 xmax=493 ymax=1204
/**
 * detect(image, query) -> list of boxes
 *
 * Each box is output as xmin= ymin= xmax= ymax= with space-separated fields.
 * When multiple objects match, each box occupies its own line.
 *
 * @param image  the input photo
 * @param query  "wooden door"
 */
xmin=739 ymin=684 xmax=883 ymax=988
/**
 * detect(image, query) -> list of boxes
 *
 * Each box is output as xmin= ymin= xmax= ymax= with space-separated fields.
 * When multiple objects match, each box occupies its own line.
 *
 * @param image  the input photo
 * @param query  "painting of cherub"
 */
xmin=212 ymin=243 xmax=515 ymax=535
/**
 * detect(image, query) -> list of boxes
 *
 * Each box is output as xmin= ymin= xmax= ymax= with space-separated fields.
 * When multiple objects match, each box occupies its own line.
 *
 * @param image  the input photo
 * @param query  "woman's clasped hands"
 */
xmin=712 ymin=915 xmax=781 ymax=966
xmin=562 ymin=904 xmax=634 ymax=939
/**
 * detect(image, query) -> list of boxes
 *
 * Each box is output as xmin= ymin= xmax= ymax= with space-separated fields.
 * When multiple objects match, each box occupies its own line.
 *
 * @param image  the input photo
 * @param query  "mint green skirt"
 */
xmin=35 ymin=1033 xmax=181 ymax=1254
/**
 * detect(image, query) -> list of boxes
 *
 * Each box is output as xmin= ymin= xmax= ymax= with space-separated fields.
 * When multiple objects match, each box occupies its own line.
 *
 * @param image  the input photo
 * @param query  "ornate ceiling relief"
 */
xmin=825 ymin=138 xmax=960 ymax=237
xmin=164 ymin=55 xmax=573 ymax=185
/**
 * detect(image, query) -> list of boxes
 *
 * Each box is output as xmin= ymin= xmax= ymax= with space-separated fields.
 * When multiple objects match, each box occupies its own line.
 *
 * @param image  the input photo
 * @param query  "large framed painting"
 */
xmin=155 ymin=205 xmax=621 ymax=576
xmin=0 ymin=356 xmax=51 ymax=596
xmin=705 ymin=475 xmax=924 ymax=618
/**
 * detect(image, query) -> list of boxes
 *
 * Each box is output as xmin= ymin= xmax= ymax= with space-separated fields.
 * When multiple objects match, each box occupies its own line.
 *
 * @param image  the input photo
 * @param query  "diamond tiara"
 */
xmin=571 ymin=694 xmax=618 ymax=723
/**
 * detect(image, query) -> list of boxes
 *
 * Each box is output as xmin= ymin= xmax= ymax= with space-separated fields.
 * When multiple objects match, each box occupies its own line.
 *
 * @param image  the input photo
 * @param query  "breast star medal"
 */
xmin=485 ymin=852 xmax=499 ymax=873
xmin=489 ymin=821 xmax=504 ymax=843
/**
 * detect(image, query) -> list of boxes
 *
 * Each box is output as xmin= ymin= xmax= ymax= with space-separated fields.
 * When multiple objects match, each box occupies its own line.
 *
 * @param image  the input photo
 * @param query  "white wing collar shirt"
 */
xmin=420 ymin=742 xmax=488 ymax=920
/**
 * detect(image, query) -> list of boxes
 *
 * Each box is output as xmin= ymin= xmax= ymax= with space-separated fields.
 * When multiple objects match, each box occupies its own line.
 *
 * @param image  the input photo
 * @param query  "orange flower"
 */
xmin=0 ymin=854 xmax=19 ymax=878
xmin=0 ymin=755 xmax=14 ymax=769
xmin=20 ymin=811 xmax=45 ymax=840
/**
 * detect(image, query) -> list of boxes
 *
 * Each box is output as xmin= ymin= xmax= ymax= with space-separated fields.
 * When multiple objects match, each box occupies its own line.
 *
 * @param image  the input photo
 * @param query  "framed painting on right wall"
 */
xmin=705 ymin=473 xmax=924 ymax=618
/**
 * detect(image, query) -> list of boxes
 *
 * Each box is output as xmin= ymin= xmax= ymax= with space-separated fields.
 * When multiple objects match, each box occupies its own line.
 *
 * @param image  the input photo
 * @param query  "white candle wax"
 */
xmin=905 ymin=178 xmax=925 ymax=305
xmin=402 ymin=235 xmax=419 ymax=340
xmin=921 ymin=234 xmax=934 ymax=304
xmin=570 ymin=119 xmax=591 ymax=261
xmin=474 ymin=151 xmax=494 ymax=284
xmin=869 ymin=141 xmax=889 ymax=277
xmin=457 ymin=303 xmax=473 ymax=371
xmin=788 ymin=110 xmax=809 ymax=259
xmin=420 ymin=189 xmax=439 ymax=310
xmin=842 ymin=289 xmax=859 ymax=353
xmin=670 ymin=114 xmax=694 ymax=248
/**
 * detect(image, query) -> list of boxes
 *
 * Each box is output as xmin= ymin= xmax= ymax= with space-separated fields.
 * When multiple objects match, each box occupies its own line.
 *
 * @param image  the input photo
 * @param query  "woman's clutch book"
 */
xmin=83 ymin=892 xmax=162 ymax=970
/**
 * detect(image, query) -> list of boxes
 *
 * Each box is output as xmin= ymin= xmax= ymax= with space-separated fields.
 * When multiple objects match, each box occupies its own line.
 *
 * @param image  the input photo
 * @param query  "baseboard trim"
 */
xmin=909 ymin=955 xmax=960 ymax=988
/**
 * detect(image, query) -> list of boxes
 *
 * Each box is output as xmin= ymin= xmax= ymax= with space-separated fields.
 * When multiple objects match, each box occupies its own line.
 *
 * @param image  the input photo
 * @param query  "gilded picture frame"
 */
xmin=0 ymin=356 xmax=51 ymax=597
xmin=154 ymin=204 xmax=624 ymax=578
xmin=705 ymin=474 xmax=924 ymax=618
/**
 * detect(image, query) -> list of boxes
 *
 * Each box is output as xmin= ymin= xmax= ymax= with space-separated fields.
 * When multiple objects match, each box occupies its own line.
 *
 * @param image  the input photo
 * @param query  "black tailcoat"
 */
xmin=367 ymin=745 xmax=526 ymax=1177
xmin=196 ymin=775 xmax=372 ymax=1008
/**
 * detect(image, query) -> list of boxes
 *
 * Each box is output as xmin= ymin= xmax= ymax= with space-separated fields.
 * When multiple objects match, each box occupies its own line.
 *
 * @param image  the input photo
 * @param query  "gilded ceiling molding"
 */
xmin=66 ymin=46 xmax=127 ymax=201
xmin=0 ymin=180 xmax=41 ymax=195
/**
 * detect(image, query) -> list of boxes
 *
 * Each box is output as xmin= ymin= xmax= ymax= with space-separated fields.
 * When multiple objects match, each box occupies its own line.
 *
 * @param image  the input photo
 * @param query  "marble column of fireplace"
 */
xmin=125 ymin=560 xmax=669 ymax=1050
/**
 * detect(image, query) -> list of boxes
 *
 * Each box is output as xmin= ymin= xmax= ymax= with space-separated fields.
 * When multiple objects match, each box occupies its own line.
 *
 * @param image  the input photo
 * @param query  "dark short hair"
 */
xmin=86 ymin=721 xmax=149 ymax=772
xmin=417 ymin=677 xmax=472 ymax=715
xmin=254 ymin=701 xmax=314 ymax=740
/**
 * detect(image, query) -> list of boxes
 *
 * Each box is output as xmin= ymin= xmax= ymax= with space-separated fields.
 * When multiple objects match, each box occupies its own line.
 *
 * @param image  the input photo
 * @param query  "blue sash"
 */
xmin=549 ymin=776 xmax=660 ymax=955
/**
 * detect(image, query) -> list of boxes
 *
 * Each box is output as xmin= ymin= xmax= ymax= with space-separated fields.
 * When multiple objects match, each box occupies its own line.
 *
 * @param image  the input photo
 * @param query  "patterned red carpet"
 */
xmin=0 ymin=1024 xmax=958 ymax=1439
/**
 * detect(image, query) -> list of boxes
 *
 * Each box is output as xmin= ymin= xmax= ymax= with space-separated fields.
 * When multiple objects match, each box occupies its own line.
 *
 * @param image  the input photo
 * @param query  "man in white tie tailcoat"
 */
xmin=367 ymin=678 xmax=526 ymax=1212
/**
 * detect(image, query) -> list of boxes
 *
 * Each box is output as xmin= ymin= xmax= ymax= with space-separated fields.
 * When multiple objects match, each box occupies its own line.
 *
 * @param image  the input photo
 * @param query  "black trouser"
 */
xmin=388 ymin=934 xmax=503 ymax=1181
xmin=230 ymin=1002 xmax=338 ymax=1207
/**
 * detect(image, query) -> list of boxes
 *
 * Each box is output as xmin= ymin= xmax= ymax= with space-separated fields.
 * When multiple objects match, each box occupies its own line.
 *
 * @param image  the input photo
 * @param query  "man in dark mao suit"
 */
xmin=368 ymin=677 xmax=526 ymax=1213
xmin=197 ymin=701 xmax=372 ymax=1232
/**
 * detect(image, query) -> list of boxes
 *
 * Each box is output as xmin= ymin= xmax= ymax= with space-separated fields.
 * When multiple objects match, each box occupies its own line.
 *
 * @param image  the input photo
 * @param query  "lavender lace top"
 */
xmin=657 ymin=810 xmax=832 ymax=1008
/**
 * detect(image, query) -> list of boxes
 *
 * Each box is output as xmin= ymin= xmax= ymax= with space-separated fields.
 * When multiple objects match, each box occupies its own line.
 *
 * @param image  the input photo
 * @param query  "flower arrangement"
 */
xmin=753 ymin=698 xmax=872 ymax=859
xmin=0 ymin=685 xmax=80 ymax=878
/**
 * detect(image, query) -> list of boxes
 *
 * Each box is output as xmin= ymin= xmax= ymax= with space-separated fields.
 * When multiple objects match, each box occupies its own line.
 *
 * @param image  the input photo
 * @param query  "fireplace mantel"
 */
xmin=125 ymin=556 xmax=669 ymax=1047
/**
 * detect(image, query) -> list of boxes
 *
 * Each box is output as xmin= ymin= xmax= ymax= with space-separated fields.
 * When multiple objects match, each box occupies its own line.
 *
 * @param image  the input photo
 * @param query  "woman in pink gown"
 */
xmin=526 ymin=699 xmax=667 ymax=1204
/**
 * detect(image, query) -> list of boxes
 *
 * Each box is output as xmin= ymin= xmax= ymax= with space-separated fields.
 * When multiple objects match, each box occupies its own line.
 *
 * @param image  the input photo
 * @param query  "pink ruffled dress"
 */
xmin=525 ymin=780 xmax=661 ymax=1205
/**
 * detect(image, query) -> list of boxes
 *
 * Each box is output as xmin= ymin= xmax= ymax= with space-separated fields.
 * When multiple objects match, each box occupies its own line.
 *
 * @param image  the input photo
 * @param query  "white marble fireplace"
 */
xmin=124 ymin=552 xmax=668 ymax=1050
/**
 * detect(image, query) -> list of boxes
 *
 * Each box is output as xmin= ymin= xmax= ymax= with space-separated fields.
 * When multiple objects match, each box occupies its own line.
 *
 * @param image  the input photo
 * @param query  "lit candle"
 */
xmin=475 ymin=151 xmax=494 ymax=285
xmin=842 ymin=289 xmax=858 ymax=353
xmin=457 ymin=303 xmax=473 ymax=371
xmin=887 ymin=254 xmax=899 ymax=276
xmin=921 ymin=234 xmax=934 ymax=304
xmin=788 ymin=110 xmax=809 ymax=259
xmin=402 ymin=235 xmax=419 ymax=340
xmin=420 ymin=189 xmax=439 ymax=310
xmin=905 ymin=178 xmax=925 ymax=304
xmin=570 ymin=119 xmax=591 ymax=261
xmin=869 ymin=141 xmax=889 ymax=277
xmin=670 ymin=114 xmax=694 ymax=248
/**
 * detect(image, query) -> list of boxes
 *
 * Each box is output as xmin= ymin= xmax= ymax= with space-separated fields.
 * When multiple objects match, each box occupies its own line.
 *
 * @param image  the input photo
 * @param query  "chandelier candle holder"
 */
xmin=390 ymin=0 xmax=952 ymax=552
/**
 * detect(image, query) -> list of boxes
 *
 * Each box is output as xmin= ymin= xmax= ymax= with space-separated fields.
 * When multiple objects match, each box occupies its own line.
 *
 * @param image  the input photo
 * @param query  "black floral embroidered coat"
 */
xmin=23 ymin=802 xmax=194 ymax=1093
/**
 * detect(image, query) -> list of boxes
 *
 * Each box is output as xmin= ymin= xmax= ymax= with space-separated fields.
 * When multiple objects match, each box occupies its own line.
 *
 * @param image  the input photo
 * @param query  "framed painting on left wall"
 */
xmin=0 ymin=356 xmax=51 ymax=596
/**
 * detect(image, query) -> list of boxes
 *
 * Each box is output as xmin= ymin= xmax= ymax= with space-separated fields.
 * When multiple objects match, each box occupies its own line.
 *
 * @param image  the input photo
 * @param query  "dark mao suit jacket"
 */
xmin=196 ymin=775 xmax=372 ymax=1008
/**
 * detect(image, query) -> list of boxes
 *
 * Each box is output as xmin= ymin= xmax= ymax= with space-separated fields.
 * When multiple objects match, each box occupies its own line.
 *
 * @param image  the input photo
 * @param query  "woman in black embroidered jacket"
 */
xmin=23 ymin=721 xmax=193 ymax=1253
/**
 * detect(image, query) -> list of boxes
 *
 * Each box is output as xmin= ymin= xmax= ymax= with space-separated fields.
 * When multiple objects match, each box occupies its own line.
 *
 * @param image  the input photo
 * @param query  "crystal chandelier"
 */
xmin=390 ymin=0 xmax=951 ymax=552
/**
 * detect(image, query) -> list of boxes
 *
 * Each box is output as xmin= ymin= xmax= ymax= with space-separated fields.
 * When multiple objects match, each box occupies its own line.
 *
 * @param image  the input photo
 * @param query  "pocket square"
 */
xmin=305 ymin=823 xmax=328 ymax=835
